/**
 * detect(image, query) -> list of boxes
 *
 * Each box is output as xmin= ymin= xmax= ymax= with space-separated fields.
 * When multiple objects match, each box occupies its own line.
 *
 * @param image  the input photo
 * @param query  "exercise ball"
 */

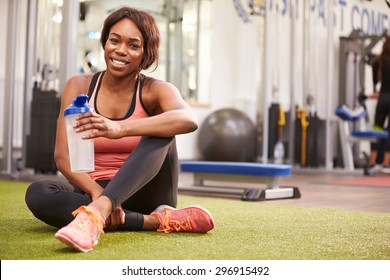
xmin=198 ymin=108 xmax=256 ymax=162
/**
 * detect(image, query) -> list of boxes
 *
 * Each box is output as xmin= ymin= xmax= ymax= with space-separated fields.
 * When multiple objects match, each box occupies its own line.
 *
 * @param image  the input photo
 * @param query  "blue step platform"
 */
xmin=179 ymin=161 xmax=300 ymax=201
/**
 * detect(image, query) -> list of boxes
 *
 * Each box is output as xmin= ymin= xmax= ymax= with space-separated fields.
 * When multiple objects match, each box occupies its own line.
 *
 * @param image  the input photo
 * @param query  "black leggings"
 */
xmin=25 ymin=136 xmax=178 ymax=231
xmin=371 ymin=93 xmax=390 ymax=152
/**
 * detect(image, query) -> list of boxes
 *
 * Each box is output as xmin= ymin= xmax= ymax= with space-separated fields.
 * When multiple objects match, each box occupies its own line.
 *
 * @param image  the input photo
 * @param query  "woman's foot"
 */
xmin=55 ymin=206 xmax=105 ymax=252
xmin=382 ymin=165 xmax=390 ymax=174
xmin=151 ymin=205 xmax=214 ymax=233
xmin=364 ymin=165 xmax=376 ymax=176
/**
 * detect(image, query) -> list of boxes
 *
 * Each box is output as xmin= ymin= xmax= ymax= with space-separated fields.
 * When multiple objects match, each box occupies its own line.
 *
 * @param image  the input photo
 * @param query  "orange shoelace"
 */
xmin=72 ymin=206 xmax=104 ymax=234
xmin=159 ymin=209 xmax=193 ymax=233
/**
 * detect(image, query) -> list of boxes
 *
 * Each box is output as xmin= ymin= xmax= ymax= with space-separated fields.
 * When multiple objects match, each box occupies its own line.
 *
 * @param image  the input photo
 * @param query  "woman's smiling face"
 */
xmin=104 ymin=18 xmax=144 ymax=77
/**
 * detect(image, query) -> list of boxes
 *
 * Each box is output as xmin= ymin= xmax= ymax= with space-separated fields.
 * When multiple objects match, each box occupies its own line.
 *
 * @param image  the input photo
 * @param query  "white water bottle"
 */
xmin=273 ymin=140 xmax=285 ymax=164
xmin=64 ymin=94 xmax=94 ymax=173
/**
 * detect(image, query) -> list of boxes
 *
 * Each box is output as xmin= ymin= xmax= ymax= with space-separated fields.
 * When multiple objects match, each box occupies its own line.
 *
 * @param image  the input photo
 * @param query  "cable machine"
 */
xmin=337 ymin=29 xmax=388 ymax=168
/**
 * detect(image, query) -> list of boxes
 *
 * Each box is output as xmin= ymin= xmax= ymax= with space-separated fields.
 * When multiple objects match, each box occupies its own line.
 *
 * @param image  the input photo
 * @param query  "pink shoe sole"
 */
xmin=55 ymin=231 xmax=98 ymax=253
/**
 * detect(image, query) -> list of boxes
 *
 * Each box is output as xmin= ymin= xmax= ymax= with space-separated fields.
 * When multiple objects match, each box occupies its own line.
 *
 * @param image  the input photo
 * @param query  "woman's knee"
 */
xmin=25 ymin=179 xmax=67 ymax=214
xmin=25 ymin=180 xmax=49 ymax=212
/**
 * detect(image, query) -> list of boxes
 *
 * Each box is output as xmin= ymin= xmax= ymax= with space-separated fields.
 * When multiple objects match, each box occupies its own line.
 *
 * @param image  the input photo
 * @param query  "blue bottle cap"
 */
xmin=64 ymin=94 xmax=93 ymax=116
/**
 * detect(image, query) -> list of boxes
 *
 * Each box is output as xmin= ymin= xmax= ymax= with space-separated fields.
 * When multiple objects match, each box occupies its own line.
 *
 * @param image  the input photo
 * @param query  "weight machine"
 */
xmin=337 ymin=29 xmax=388 ymax=168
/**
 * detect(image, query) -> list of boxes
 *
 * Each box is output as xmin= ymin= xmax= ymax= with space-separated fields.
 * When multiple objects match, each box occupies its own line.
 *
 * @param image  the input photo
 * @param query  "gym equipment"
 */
xmin=294 ymin=107 xmax=325 ymax=168
xmin=25 ymin=83 xmax=60 ymax=174
xmin=338 ymin=30 xmax=388 ymax=166
xmin=338 ymin=30 xmax=386 ymax=110
xmin=335 ymin=105 xmax=388 ymax=171
xmin=179 ymin=161 xmax=301 ymax=201
xmin=197 ymin=108 xmax=256 ymax=162
xmin=269 ymin=103 xmax=288 ymax=163
xmin=298 ymin=109 xmax=309 ymax=167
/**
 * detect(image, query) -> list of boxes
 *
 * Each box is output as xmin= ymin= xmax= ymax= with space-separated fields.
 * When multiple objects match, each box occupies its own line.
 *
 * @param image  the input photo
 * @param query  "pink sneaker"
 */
xmin=151 ymin=205 xmax=214 ymax=233
xmin=55 ymin=206 xmax=105 ymax=252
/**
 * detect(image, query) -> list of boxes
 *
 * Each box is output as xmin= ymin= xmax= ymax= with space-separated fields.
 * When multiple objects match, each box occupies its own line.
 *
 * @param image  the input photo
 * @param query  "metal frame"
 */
xmin=2 ymin=0 xmax=18 ymax=175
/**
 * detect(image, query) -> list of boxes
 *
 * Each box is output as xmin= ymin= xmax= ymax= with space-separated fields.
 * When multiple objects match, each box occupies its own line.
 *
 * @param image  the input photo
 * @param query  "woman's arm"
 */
xmin=75 ymin=78 xmax=198 ymax=139
xmin=54 ymin=75 xmax=104 ymax=200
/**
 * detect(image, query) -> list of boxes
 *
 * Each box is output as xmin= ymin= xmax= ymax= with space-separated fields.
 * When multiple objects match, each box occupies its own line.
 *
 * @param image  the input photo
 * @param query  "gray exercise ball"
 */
xmin=198 ymin=108 xmax=256 ymax=162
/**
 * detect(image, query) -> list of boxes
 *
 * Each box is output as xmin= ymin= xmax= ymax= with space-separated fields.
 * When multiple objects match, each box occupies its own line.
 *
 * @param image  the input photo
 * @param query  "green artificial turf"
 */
xmin=0 ymin=179 xmax=389 ymax=260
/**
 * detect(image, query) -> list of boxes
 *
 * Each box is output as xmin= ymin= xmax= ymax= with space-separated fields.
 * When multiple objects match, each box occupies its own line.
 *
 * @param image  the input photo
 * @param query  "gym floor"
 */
xmin=178 ymin=169 xmax=390 ymax=213
xmin=2 ymin=168 xmax=390 ymax=213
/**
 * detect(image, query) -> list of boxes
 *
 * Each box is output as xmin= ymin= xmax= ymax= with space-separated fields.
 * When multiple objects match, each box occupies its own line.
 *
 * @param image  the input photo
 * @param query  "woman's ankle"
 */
xmin=142 ymin=215 xmax=160 ymax=231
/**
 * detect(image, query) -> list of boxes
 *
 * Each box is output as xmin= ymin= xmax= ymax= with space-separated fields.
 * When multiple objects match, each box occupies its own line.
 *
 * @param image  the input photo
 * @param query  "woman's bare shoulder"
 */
xmin=65 ymin=74 xmax=95 ymax=92
xmin=143 ymin=75 xmax=178 ymax=94
xmin=67 ymin=74 xmax=93 ymax=85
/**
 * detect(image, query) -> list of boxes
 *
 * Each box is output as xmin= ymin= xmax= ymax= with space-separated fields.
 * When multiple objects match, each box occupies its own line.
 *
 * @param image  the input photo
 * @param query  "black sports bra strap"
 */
xmin=139 ymin=74 xmax=145 ymax=89
xmin=87 ymin=72 xmax=102 ymax=100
